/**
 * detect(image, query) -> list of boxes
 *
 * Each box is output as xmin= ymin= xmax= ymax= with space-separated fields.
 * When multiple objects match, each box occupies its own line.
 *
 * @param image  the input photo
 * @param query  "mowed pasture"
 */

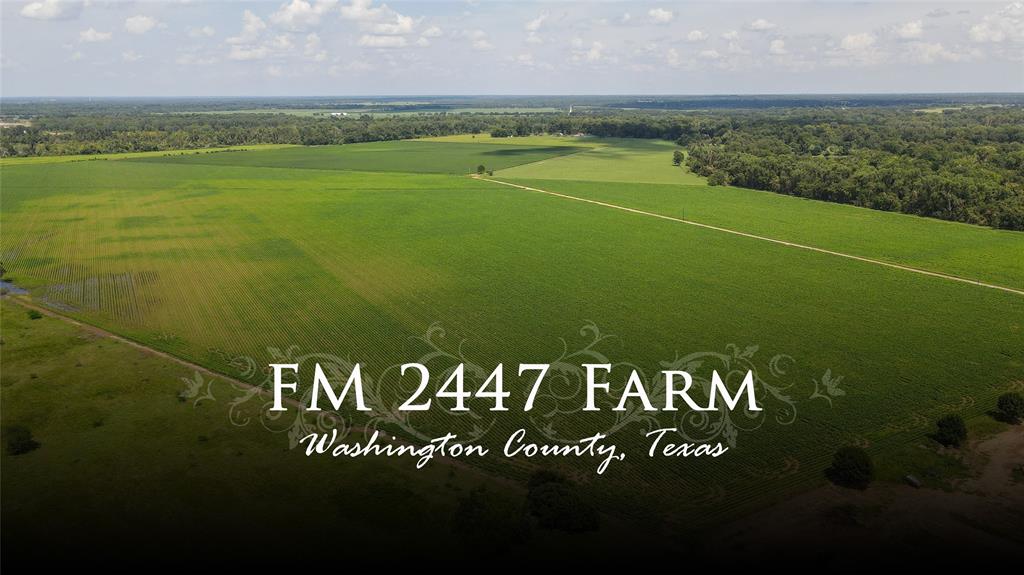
xmin=130 ymin=140 xmax=585 ymax=174
xmin=2 ymin=139 xmax=1022 ymax=525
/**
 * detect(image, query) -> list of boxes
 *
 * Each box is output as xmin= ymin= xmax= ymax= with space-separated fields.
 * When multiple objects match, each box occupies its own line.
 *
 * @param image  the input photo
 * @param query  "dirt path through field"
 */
xmin=475 ymin=176 xmax=1024 ymax=297
xmin=1 ymin=294 xmax=528 ymax=484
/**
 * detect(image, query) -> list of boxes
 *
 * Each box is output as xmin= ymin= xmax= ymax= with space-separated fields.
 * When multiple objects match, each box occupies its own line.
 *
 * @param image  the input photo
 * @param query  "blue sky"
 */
xmin=1 ymin=1 xmax=1022 ymax=96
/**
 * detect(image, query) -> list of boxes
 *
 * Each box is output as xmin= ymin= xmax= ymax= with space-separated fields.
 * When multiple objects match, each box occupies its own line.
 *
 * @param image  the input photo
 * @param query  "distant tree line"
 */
xmin=2 ymin=105 xmax=1022 ymax=229
xmin=682 ymin=108 xmax=1024 ymax=230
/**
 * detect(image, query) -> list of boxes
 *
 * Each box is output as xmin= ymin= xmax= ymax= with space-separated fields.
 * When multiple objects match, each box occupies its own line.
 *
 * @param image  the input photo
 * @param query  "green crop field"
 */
xmin=129 ymin=140 xmax=585 ymax=174
xmin=2 ymin=138 xmax=1022 ymax=526
xmin=497 ymin=138 xmax=704 ymax=185
xmin=494 ymin=178 xmax=1024 ymax=290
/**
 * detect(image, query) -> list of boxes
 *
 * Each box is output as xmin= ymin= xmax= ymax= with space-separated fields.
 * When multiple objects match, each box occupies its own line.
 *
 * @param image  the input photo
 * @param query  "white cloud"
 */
xmin=649 ymin=8 xmax=673 ymax=24
xmin=70 ymin=51 xmax=84 ymax=61
xmin=726 ymin=40 xmax=750 ymax=55
xmin=906 ymin=42 xmax=971 ymax=64
xmin=895 ymin=20 xmax=922 ymax=40
xmin=269 ymin=35 xmax=293 ymax=50
xmin=841 ymin=32 xmax=875 ymax=51
xmin=125 ymin=16 xmax=159 ymax=35
xmin=462 ymin=29 xmax=493 ymax=51
xmin=304 ymin=33 xmax=327 ymax=61
xmin=513 ymin=52 xmax=552 ymax=70
xmin=699 ymin=49 xmax=721 ymax=60
xmin=769 ymin=39 xmax=787 ymax=55
xmin=665 ymin=47 xmax=686 ymax=67
xmin=228 ymin=45 xmax=270 ymax=60
xmin=829 ymin=32 xmax=884 ymax=66
xmin=122 ymin=50 xmax=143 ymax=62
xmin=79 ymin=28 xmax=112 ymax=42
xmin=686 ymin=30 xmax=707 ymax=42
xmin=969 ymin=2 xmax=1024 ymax=43
xmin=524 ymin=14 xmax=547 ymax=44
xmin=225 ymin=10 xmax=298 ymax=61
xmin=525 ymin=13 xmax=548 ymax=32
xmin=340 ymin=0 xmax=382 ymax=21
xmin=571 ymin=39 xmax=606 ymax=62
xmin=416 ymin=26 xmax=440 ymax=46
xmin=330 ymin=59 xmax=374 ymax=74
xmin=227 ymin=10 xmax=267 ymax=45
xmin=357 ymin=34 xmax=407 ymax=48
xmin=20 ymin=0 xmax=77 ymax=20
xmin=176 ymin=53 xmax=218 ymax=66
xmin=341 ymin=0 xmax=417 ymax=36
xmin=270 ymin=0 xmax=338 ymax=31
xmin=267 ymin=65 xmax=284 ymax=77
xmin=721 ymin=30 xmax=739 ymax=41
xmin=745 ymin=19 xmax=776 ymax=32
xmin=188 ymin=26 xmax=216 ymax=38
xmin=371 ymin=14 xmax=415 ymax=35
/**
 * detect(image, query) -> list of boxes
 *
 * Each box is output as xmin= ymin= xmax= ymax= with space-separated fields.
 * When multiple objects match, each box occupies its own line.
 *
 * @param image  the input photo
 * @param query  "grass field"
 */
xmin=497 ymin=138 xmax=704 ymax=185
xmin=2 ymin=138 xmax=1022 ymax=526
xmin=494 ymin=178 xmax=1024 ymax=289
xmin=0 ymin=302 xmax=490 ymax=558
xmin=129 ymin=140 xmax=584 ymax=174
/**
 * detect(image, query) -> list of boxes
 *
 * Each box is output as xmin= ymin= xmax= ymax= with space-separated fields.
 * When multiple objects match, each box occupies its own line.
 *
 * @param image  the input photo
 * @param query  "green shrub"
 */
xmin=997 ymin=392 xmax=1024 ymax=423
xmin=4 ymin=425 xmax=41 ymax=455
xmin=707 ymin=171 xmax=730 ymax=186
xmin=934 ymin=414 xmax=967 ymax=447
xmin=27 ymin=309 xmax=42 ymax=320
xmin=826 ymin=446 xmax=874 ymax=489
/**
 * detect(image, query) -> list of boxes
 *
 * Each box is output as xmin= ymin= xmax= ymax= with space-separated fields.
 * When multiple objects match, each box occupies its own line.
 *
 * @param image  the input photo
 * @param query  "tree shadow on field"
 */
xmin=480 ymin=146 xmax=578 ymax=157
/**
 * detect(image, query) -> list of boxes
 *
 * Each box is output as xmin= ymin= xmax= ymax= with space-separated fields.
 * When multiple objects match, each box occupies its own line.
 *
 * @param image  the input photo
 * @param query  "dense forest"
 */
xmin=1 ymin=101 xmax=1022 ymax=230
xmin=682 ymin=108 xmax=1024 ymax=231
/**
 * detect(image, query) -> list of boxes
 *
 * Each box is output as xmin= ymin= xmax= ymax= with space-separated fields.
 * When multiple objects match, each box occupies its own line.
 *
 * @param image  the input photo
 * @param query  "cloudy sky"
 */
xmin=1 ymin=1 xmax=1022 ymax=96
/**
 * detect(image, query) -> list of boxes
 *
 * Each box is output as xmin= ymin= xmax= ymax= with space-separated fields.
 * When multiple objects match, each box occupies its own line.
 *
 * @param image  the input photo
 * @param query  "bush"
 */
xmin=526 ymin=469 xmax=599 ymax=533
xmin=707 ymin=171 xmax=730 ymax=186
xmin=997 ymin=392 xmax=1024 ymax=423
xmin=476 ymin=164 xmax=486 ymax=175
xmin=825 ymin=446 xmax=873 ymax=489
xmin=4 ymin=425 xmax=41 ymax=455
xmin=27 ymin=310 xmax=42 ymax=320
xmin=934 ymin=414 xmax=968 ymax=447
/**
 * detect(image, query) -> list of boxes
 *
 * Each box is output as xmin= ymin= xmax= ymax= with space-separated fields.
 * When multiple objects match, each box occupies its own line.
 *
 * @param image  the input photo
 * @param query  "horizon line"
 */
xmin=3 ymin=91 xmax=1023 ymax=100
